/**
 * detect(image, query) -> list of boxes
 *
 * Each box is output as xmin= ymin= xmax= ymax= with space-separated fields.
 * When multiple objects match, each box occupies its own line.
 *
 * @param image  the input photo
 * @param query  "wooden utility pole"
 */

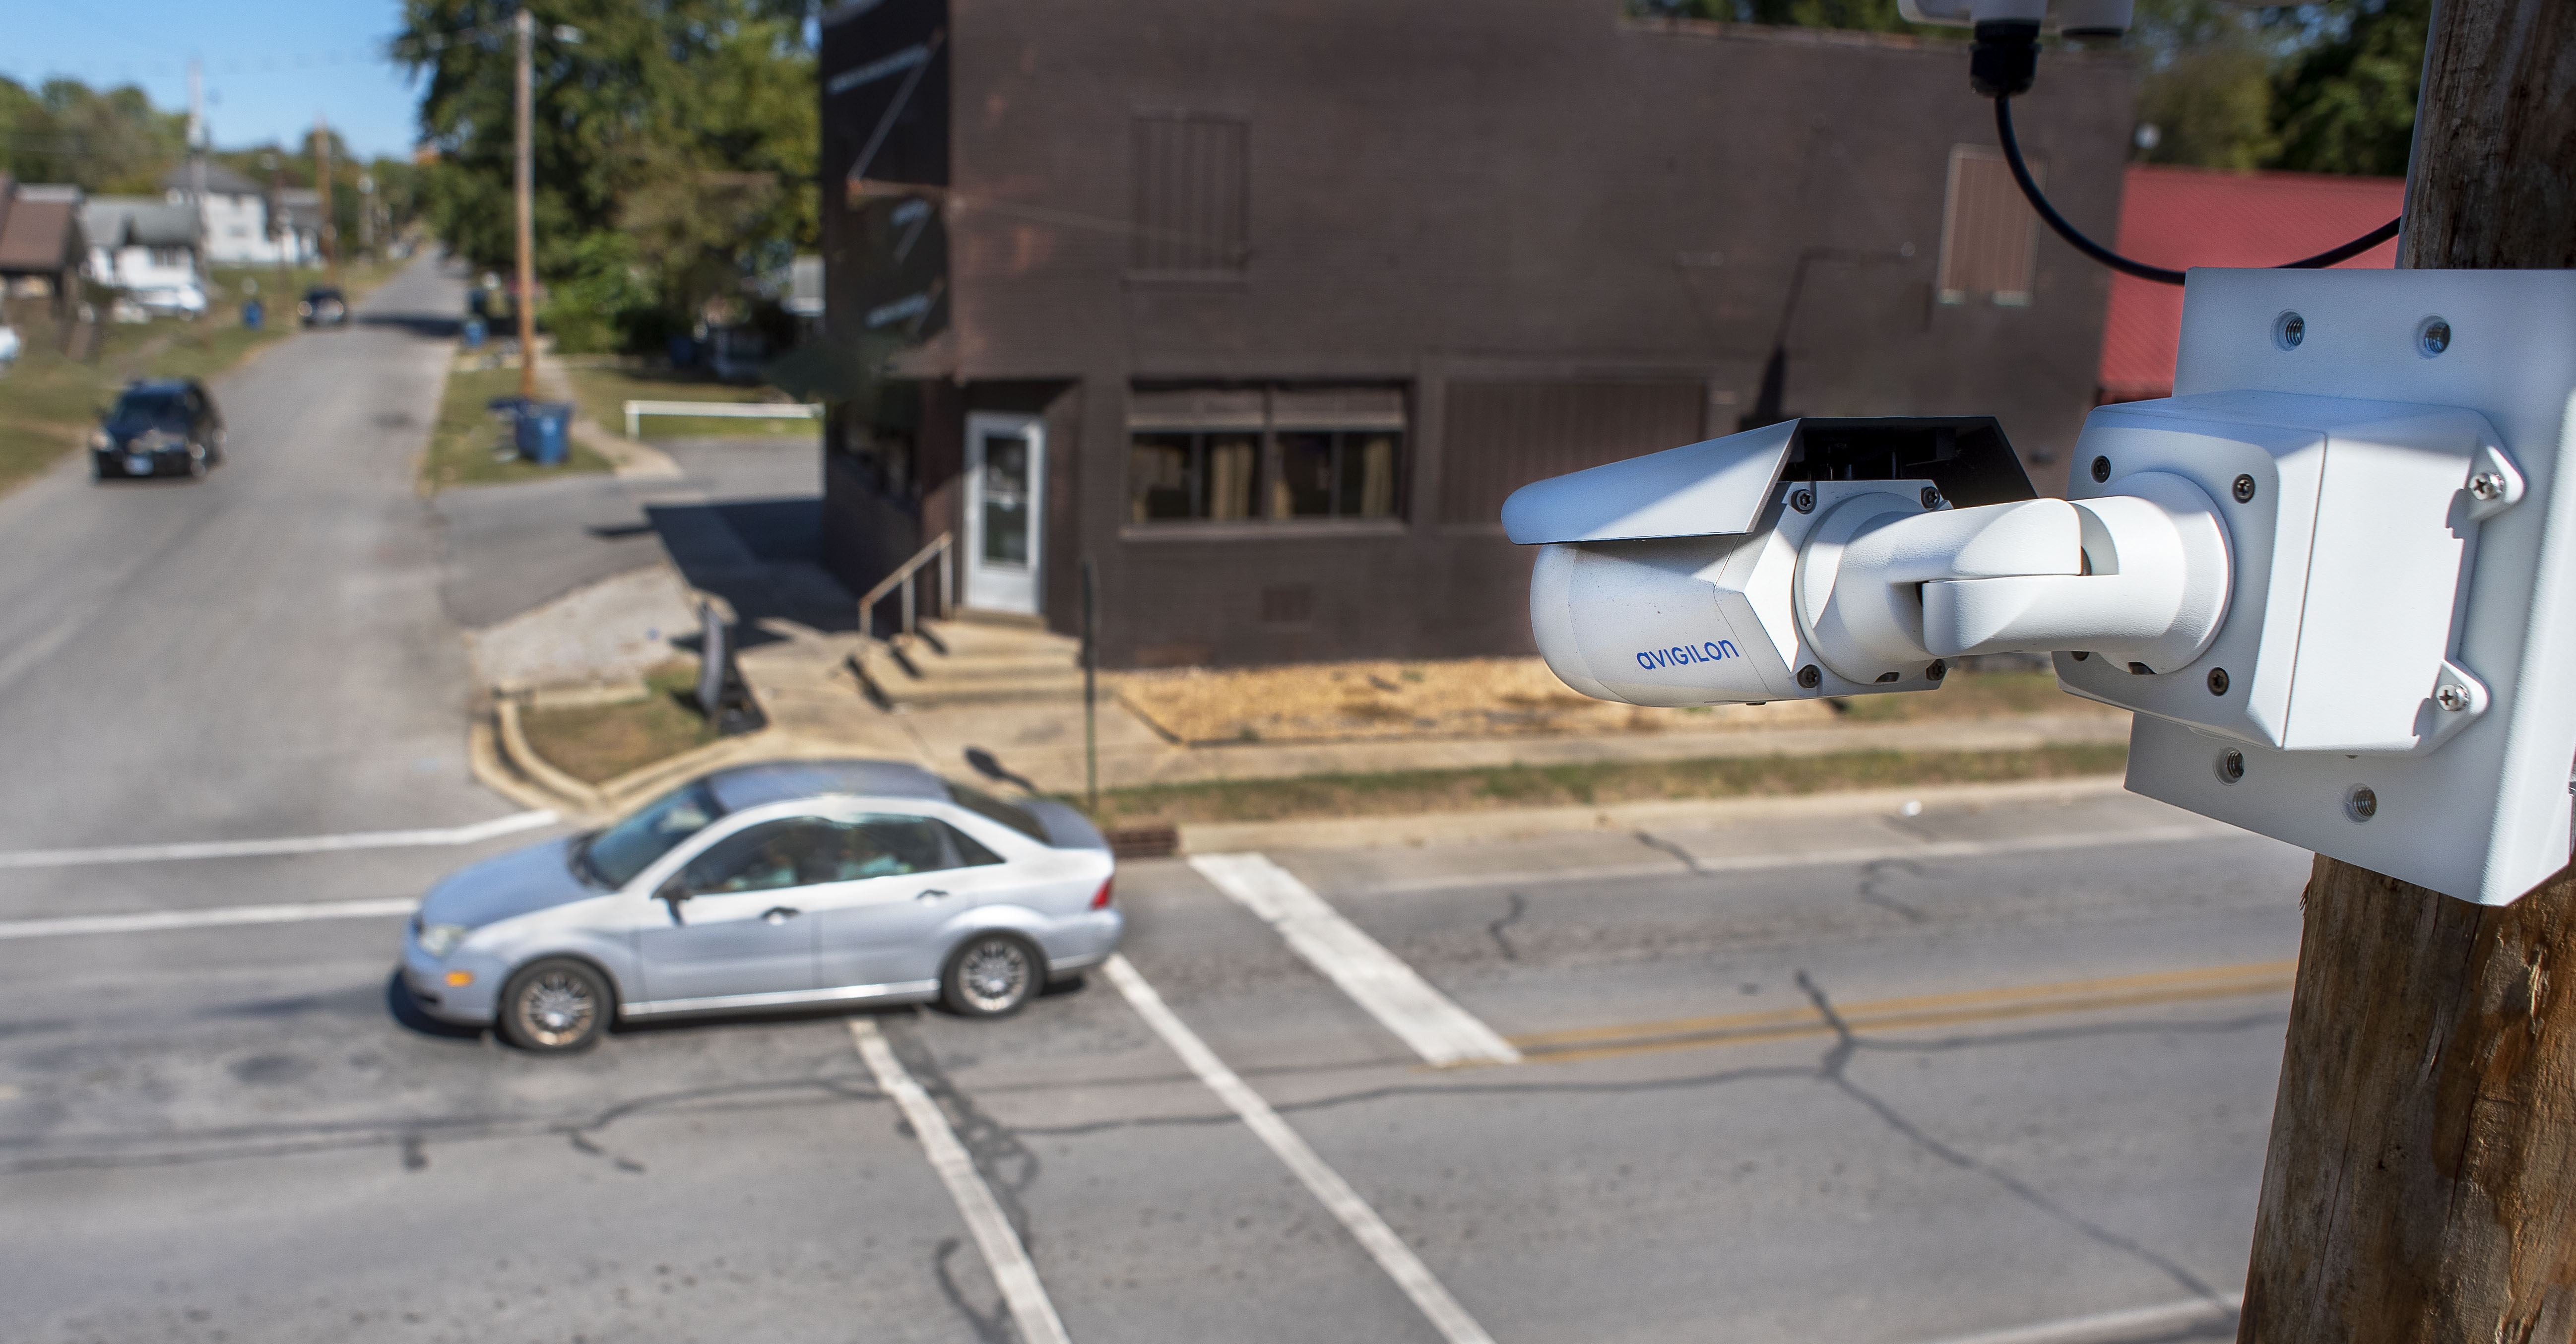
xmin=2237 ymin=3 xmax=2576 ymax=1341
xmin=513 ymin=5 xmax=539 ymax=401
xmin=314 ymin=115 xmax=340 ymax=290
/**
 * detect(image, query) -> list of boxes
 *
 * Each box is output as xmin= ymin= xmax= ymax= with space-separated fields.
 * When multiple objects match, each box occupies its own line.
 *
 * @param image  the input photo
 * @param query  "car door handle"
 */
xmin=915 ymin=889 xmax=950 ymax=901
xmin=762 ymin=906 xmax=801 ymax=923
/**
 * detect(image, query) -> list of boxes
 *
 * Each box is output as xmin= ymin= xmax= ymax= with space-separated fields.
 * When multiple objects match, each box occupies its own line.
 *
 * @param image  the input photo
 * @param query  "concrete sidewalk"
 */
xmin=715 ymin=622 xmax=2128 ymax=795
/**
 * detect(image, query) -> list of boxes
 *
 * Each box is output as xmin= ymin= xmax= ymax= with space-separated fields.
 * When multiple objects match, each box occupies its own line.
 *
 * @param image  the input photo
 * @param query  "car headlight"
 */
xmin=416 ymin=921 xmax=472 ymax=958
xmin=89 ymin=431 xmax=111 ymax=450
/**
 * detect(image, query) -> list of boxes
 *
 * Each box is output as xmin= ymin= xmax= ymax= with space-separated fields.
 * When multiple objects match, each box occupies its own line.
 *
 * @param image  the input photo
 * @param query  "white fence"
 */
xmin=623 ymin=399 xmax=823 ymax=440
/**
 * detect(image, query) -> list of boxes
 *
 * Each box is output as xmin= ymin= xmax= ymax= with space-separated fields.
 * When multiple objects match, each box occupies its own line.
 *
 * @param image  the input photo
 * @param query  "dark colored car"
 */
xmin=90 ymin=379 xmax=225 ymax=481
xmin=299 ymin=287 xmax=348 ymax=327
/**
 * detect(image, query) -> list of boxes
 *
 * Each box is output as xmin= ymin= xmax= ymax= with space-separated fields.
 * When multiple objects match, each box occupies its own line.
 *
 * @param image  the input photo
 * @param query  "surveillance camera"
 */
xmin=1504 ymin=416 xmax=2231 ymax=708
xmin=1506 ymin=270 xmax=2576 ymax=907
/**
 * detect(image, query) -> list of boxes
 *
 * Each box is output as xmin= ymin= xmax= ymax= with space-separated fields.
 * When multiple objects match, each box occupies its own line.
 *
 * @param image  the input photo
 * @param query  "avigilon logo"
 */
xmin=1636 ymin=640 xmax=1739 ymax=671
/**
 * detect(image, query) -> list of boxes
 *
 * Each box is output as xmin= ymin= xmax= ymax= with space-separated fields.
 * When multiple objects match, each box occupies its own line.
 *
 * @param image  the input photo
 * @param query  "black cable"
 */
xmin=1993 ymin=96 xmax=2403 ymax=288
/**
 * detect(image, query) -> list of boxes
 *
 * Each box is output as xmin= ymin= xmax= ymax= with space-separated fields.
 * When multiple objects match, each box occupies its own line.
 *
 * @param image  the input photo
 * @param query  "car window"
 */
xmin=807 ymin=815 xmax=953 ymax=881
xmin=677 ymin=819 xmax=838 ymax=896
xmin=580 ymin=780 xmax=726 ymax=888
xmin=109 ymin=391 xmax=189 ymax=430
xmin=944 ymin=780 xmax=1047 ymax=842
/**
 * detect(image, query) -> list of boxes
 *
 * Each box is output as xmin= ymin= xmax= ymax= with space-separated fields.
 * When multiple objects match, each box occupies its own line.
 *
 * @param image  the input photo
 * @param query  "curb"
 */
xmin=495 ymin=699 xmax=608 ymax=813
xmin=1172 ymin=774 xmax=2134 ymax=854
xmin=466 ymin=710 xmax=595 ymax=820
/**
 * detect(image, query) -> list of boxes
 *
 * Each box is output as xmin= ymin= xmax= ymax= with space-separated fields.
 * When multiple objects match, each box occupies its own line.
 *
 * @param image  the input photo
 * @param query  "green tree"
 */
xmin=2267 ymin=0 xmax=2429 ymax=176
xmin=2128 ymin=0 xmax=2279 ymax=170
xmin=0 ymin=76 xmax=186 ymax=192
xmin=394 ymin=0 xmax=817 ymax=349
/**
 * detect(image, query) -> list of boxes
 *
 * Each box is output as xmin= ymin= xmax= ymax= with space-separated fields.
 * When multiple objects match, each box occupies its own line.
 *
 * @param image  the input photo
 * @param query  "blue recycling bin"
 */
xmin=242 ymin=299 xmax=263 ymax=330
xmin=462 ymin=318 xmax=487 ymax=349
xmin=513 ymin=401 xmax=574 ymax=466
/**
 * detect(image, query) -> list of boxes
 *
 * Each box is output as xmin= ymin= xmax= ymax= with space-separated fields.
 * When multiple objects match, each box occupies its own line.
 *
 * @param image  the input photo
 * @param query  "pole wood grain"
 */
xmin=2241 ymin=3 xmax=2576 ymax=1340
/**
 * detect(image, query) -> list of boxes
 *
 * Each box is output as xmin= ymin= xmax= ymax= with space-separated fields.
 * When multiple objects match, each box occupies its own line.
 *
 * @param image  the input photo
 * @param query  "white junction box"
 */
xmin=2096 ymin=269 xmax=2576 ymax=905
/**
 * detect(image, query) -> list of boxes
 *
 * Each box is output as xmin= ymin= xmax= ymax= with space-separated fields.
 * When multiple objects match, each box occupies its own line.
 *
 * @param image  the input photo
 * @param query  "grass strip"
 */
xmin=1075 ymin=743 xmax=2129 ymax=827
xmin=556 ymin=364 xmax=813 ymax=443
xmin=517 ymin=664 xmax=717 ymax=785
xmin=420 ymin=365 xmax=612 ymax=489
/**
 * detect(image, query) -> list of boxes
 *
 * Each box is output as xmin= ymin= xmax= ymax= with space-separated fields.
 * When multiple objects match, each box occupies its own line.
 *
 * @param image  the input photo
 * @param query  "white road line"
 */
xmin=1361 ymin=823 xmax=2237 ymax=896
xmin=0 ymin=897 xmax=418 ymax=941
xmin=1190 ymin=853 xmax=1519 ymax=1067
xmin=0 ymin=809 xmax=560 ymax=870
xmin=1101 ymin=955 xmax=1498 ymax=1344
xmin=848 ymin=1019 xmax=1073 ymax=1344
xmin=1907 ymin=1294 xmax=2241 ymax=1344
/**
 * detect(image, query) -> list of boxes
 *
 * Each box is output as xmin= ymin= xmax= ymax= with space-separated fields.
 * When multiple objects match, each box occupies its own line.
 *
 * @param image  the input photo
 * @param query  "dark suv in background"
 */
xmin=91 ymin=379 xmax=225 ymax=481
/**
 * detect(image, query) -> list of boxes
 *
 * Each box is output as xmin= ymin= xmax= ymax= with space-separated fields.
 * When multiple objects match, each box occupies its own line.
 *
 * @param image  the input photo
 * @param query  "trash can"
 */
xmin=462 ymin=318 xmax=487 ymax=349
xmin=242 ymin=299 xmax=263 ymax=330
xmin=513 ymin=401 xmax=574 ymax=466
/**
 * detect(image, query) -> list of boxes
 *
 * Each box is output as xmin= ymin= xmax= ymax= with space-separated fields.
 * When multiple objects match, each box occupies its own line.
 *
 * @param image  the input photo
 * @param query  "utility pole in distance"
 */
xmin=314 ymin=115 xmax=339 ymax=291
xmin=2235 ymin=5 xmax=2576 ymax=1340
xmin=513 ymin=4 xmax=539 ymax=402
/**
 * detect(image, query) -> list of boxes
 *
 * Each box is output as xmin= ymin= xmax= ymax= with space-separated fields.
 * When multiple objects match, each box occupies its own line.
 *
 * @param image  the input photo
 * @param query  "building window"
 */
xmin=1128 ymin=385 xmax=1405 ymax=525
xmin=1936 ymin=145 xmax=2039 ymax=307
xmin=1131 ymin=113 xmax=1249 ymax=276
xmin=148 ymin=247 xmax=189 ymax=268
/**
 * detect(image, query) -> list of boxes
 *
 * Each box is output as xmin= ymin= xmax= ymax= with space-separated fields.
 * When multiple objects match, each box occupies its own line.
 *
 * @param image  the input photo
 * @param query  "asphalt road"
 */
xmin=0 ymin=261 xmax=2318 ymax=1343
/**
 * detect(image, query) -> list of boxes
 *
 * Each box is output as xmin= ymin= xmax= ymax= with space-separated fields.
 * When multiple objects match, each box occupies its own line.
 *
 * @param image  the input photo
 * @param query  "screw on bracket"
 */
xmin=2470 ymin=472 xmax=2508 ymax=503
xmin=2232 ymin=474 xmax=2257 ymax=504
xmin=2090 ymin=456 xmax=2111 ymax=484
xmin=1920 ymin=486 xmax=1943 ymax=510
xmin=2437 ymin=684 xmax=2472 ymax=712
xmin=1791 ymin=489 xmax=1816 ymax=514
xmin=1797 ymin=664 xmax=1822 ymax=690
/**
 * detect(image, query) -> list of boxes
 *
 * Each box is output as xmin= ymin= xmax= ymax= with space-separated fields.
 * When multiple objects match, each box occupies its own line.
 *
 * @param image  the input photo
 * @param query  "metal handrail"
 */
xmin=859 ymin=532 xmax=953 ymax=642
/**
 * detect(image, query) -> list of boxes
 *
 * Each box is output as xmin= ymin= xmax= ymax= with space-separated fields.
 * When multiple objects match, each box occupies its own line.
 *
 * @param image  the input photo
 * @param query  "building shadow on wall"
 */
xmin=644 ymin=497 xmax=857 ymax=649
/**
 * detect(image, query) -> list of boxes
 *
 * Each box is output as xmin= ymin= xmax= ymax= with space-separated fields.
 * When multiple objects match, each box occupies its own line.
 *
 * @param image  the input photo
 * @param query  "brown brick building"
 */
xmin=818 ymin=0 xmax=2134 ymax=667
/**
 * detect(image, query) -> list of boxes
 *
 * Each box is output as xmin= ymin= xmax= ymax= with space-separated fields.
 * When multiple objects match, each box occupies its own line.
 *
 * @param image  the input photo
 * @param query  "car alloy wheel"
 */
xmin=944 ymin=934 xmax=1039 ymax=1018
xmin=500 ymin=958 xmax=609 ymax=1052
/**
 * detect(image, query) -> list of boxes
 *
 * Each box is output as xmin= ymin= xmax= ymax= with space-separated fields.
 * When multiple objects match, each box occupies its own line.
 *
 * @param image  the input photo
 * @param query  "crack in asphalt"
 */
xmin=929 ymin=1237 xmax=1015 ymax=1344
xmin=1005 ymin=1010 xmax=2284 ymax=1144
xmin=1855 ymin=858 xmax=1936 ymax=923
xmin=1 ymin=1074 xmax=885 ymax=1175
xmin=1792 ymin=969 xmax=2232 ymax=1308
xmin=1631 ymin=830 xmax=1705 ymax=875
xmin=1487 ymin=892 xmax=1526 ymax=960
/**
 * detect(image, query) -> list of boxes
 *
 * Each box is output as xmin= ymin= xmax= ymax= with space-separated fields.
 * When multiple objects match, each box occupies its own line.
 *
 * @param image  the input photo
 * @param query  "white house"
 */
xmin=158 ymin=162 xmax=316 ymax=267
xmin=82 ymin=197 xmax=203 ymax=308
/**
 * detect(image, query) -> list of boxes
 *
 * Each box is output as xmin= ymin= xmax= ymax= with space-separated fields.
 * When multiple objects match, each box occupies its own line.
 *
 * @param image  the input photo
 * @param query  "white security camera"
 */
xmin=1504 ymin=417 xmax=2231 ymax=707
xmin=1507 ymin=269 xmax=2576 ymax=909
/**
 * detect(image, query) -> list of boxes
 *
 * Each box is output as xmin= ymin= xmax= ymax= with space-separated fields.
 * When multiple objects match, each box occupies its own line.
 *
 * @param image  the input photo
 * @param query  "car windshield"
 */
xmin=576 ymin=780 xmax=727 ymax=889
xmin=108 ymin=391 xmax=188 ymax=432
xmin=945 ymin=780 xmax=1047 ymax=842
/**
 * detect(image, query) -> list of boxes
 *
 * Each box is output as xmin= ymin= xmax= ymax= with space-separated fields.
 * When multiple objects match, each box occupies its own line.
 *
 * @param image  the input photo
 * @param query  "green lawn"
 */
xmin=420 ymin=364 xmax=612 ymax=490
xmin=558 ymin=363 xmax=817 ymax=442
xmin=1075 ymin=743 xmax=2130 ymax=828
xmin=518 ymin=662 xmax=717 ymax=785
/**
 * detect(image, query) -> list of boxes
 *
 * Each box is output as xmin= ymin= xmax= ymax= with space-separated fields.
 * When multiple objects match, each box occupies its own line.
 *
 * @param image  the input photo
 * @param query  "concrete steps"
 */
xmin=851 ymin=612 xmax=1085 ymax=707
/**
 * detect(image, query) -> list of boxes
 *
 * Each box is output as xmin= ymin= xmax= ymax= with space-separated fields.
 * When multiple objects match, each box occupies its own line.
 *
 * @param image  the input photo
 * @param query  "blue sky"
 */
xmin=4 ymin=1 xmax=423 ymax=160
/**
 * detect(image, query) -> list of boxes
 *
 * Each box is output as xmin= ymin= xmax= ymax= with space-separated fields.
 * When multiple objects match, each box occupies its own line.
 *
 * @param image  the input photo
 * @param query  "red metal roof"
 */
xmin=2098 ymin=164 xmax=2404 ymax=401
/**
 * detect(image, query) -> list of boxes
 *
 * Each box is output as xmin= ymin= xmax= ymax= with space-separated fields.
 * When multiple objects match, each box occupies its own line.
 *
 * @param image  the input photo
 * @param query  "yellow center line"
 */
xmin=1501 ymin=960 xmax=2296 ymax=1067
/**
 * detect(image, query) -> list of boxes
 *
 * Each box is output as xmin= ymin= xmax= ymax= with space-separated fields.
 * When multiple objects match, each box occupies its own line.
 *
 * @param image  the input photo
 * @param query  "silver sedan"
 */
xmin=402 ymin=760 xmax=1121 ymax=1052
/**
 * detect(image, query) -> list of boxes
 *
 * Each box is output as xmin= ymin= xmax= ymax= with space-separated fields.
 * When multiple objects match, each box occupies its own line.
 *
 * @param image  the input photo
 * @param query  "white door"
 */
xmin=963 ymin=413 xmax=1043 ymax=614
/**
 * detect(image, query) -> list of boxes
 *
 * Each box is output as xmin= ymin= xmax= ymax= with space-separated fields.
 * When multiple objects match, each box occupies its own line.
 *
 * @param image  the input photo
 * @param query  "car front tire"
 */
xmin=498 ymin=958 xmax=612 ymax=1053
xmin=942 ymin=932 xmax=1044 ymax=1019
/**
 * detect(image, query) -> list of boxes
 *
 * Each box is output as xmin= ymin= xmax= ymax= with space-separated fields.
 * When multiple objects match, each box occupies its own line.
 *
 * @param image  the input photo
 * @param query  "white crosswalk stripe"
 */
xmin=1190 ymin=852 xmax=1519 ymax=1067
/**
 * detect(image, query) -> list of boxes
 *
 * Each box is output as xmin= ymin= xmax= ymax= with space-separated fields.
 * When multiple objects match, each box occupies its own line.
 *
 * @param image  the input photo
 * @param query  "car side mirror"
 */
xmin=655 ymin=878 xmax=691 ymax=908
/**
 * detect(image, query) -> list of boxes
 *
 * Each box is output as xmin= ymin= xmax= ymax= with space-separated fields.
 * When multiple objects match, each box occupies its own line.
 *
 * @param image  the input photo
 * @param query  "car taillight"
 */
xmin=1090 ymin=877 xmax=1114 ymax=910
